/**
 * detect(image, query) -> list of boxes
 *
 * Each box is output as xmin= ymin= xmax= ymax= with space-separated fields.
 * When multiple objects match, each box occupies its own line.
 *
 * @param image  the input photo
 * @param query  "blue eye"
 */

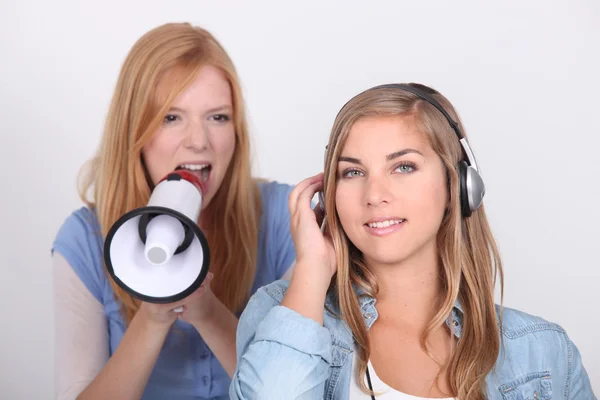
xmin=342 ymin=169 xmax=364 ymax=178
xmin=395 ymin=163 xmax=416 ymax=173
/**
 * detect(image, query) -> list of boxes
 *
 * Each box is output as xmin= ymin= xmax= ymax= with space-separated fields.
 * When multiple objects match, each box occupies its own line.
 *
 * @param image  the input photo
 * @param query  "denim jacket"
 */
xmin=230 ymin=279 xmax=596 ymax=400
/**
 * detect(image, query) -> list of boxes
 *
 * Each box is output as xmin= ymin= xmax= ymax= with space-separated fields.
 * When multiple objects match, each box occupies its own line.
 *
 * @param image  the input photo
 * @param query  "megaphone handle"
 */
xmin=173 ymin=306 xmax=184 ymax=313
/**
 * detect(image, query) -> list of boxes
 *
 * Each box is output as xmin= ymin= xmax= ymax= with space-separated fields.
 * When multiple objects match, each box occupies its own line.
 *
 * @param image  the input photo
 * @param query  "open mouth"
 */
xmin=365 ymin=219 xmax=405 ymax=229
xmin=175 ymin=163 xmax=212 ymax=183
xmin=364 ymin=218 xmax=406 ymax=237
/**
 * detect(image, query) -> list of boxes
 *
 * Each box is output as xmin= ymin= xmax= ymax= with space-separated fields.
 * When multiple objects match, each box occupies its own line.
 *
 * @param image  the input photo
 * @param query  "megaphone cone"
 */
xmin=104 ymin=170 xmax=210 ymax=304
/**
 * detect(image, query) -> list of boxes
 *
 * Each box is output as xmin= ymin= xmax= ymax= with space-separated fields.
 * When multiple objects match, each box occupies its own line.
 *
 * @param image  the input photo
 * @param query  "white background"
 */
xmin=1 ymin=0 xmax=598 ymax=398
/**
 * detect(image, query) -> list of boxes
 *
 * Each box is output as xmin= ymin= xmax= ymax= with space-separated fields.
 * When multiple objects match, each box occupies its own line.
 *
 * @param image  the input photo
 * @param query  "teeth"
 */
xmin=367 ymin=219 xmax=404 ymax=229
xmin=178 ymin=164 xmax=211 ymax=182
xmin=179 ymin=164 xmax=209 ymax=171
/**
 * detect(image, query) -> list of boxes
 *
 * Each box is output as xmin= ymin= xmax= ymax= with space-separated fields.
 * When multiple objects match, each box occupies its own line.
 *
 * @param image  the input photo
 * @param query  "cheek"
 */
xmin=335 ymin=185 xmax=361 ymax=236
xmin=142 ymin=134 xmax=176 ymax=184
xmin=211 ymin=128 xmax=236 ymax=160
xmin=142 ymin=143 xmax=161 ymax=184
xmin=411 ymin=178 xmax=447 ymax=226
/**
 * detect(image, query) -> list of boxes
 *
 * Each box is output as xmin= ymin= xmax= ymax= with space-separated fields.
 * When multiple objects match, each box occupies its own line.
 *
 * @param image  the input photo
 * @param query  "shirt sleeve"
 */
xmin=566 ymin=333 xmax=597 ymax=399
xmin=230 ymin=283 xmax=332 ymax=399
xmin=53 ymin=251 xmax=109 ymax=400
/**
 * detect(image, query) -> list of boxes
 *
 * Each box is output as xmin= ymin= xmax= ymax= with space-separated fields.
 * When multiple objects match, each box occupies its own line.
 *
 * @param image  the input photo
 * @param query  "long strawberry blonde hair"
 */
xmin=79 ymin=22 xmax=261 ymax=322
xmin=322 ymin=83 xmax=503 ymax=399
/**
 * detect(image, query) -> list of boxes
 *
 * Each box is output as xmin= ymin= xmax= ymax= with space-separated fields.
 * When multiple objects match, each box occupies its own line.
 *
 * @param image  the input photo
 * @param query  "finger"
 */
xmin=290 ymin=179 xmax=324 ymax=221
xmin=289 ymin=173 xmax=324 ymax=216
xmin=288 ymin=176 xmax=316 ymax=214
xmin=295 ymin=180 xmax=324 ymax=219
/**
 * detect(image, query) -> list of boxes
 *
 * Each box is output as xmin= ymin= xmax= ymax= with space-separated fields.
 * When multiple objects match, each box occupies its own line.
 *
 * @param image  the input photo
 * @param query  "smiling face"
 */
xmin=335 ymin=114 xmax=448 ymax=268
xmin=142 ymin=65 xmax=236 ymax=209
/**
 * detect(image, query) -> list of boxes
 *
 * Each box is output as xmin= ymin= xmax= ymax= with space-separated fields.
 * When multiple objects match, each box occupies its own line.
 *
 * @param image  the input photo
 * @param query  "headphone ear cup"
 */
xmin=466 ymin=165 xmax=485 ymax=213
xmin=459 ymin=161 xmax=472 ymax=217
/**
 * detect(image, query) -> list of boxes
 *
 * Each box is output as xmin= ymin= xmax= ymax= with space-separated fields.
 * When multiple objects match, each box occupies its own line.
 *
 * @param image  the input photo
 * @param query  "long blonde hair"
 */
xmin=79 ymin=22 xmax=261 ymax=322
xmin=322 ymin=83 xmax=503 ymax=399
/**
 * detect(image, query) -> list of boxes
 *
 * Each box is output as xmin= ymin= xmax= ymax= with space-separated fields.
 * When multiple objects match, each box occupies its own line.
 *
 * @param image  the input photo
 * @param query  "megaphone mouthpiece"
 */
xmin=143 ymin=214 xmax=186 ymax=265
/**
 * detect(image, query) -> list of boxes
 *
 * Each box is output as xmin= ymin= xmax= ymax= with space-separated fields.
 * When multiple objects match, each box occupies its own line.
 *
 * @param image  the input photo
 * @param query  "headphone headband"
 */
xmin=368 ymin=84 xmax=463 ymax=140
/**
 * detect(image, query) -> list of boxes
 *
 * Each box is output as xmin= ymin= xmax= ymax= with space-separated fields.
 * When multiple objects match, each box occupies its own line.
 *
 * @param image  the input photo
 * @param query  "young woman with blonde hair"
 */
xmin=230 ymin=83 xmax=596 ymax=399
xmin=52 ymin=22 xmax=296 ymax=400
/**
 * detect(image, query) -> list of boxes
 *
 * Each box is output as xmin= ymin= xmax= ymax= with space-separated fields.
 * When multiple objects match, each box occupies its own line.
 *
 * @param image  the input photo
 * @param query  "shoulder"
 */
xmin=498 ymin=305 xmax=567 ymax=340
xmin=53 ymin=206 xmax=103 ymax=256
xmin=498 ymin=306 xmax=570 ymax=358
xmin=488 ymin=305 xmax=597 ymax=398
xmin=52 ymin=206 xmax=106 ymax=301
xmin=492 ymin=305 xmax=579 ymax=393
xmin=236 ymin=280 xmax=291 ymax=340
xmin=255 ymin=179 xmax=294 ymax=236
xmin=54 ymin=206 xmax=101 ymax=240
xmin=253 ymin=279 xmax=291 ymax=305
xmin=251 ymin=280 xmax=353 ymax=339
xmin=256 ymin=179 xmax=294 ymax=207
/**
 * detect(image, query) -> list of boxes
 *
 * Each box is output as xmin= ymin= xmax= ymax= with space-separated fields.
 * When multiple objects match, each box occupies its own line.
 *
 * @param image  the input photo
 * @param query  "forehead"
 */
xmin=158 ymin=65 xmax=232 ymax=108
xmin=342 ymin=115 xmax=429 ymax=155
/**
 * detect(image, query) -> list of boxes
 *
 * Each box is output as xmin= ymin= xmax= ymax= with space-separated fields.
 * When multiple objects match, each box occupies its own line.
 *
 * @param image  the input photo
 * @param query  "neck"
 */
xmin=368 ymin=245 xmax=443 ymax=328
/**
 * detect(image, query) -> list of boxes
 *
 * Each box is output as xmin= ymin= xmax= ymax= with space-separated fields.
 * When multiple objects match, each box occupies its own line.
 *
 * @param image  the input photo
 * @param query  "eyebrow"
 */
xmin=386 ymin=148 xmax=423 ymax=160
xmin=338 ymin=148 xmax=424 ymax=164
xmin=205 ymin=105 xmax=232 ymax=114
xmin=167 ymin=105 xmax=232 ymax=114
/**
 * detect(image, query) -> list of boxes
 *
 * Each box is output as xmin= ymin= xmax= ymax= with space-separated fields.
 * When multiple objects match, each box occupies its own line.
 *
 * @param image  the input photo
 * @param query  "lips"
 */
xmin=364 ymin=217 xmax=406 ymax=237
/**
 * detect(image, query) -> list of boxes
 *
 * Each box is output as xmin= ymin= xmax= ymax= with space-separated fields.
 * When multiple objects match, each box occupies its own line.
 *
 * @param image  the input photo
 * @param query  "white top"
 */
xmin=53 ymin=252 xmax=109 ymax=400
xmin=349 ymin=354 xmax=455 ymax=399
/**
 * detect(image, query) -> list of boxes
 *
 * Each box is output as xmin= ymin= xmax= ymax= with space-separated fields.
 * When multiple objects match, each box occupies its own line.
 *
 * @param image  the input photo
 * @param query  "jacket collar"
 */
xmin=325 ymin=286 xmax=465 ymax=339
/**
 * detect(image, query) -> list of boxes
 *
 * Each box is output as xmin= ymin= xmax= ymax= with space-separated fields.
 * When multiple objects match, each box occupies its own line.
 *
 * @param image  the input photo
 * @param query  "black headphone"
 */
xmin=320 ymin=83 xmax=485 ymax=218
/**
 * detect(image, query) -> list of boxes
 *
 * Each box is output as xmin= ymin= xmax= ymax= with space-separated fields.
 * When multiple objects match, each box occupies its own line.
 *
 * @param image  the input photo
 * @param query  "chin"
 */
xmin=363 ymin=237 xmax=428 ymax=264
xmin=358 ymin=246 xmax=409 ymax=266
xmin=367 ymin=253 xmax=410 ymax=266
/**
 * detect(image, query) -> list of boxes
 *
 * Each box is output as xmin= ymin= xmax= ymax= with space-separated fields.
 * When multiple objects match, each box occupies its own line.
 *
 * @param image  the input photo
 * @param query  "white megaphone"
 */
xmin=104 ymin=169 xmax=210 ymax=306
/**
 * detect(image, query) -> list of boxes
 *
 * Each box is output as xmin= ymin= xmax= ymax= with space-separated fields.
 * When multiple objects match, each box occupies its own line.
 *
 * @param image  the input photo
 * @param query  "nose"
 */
xmin=364 ymin=176 xmax=391 ymax=207
xmin=182 ymin=120 xmax=209 ymax=151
